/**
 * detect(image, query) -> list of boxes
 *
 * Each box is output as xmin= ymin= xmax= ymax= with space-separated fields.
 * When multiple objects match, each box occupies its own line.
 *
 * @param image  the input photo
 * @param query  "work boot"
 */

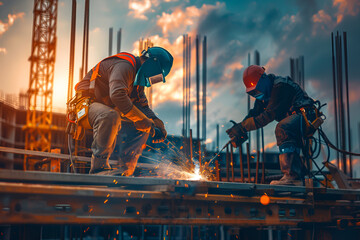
xmin=89 ymin=155 xmax=111 ymax=174
xmin=118 ymin=154 xmax=140 ymax=177
xmin=94 ymin=167 xmax=127 ymax=176
xmin=270 ymin=152 xmax=303 ymax=186
xmin=270 ymin=174 xmax=302 ymax=186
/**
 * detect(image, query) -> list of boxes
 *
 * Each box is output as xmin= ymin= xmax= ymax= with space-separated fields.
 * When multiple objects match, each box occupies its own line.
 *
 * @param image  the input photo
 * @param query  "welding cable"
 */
xmin=319 ymin=129 xmax=360 ymax=156
xmin=67 ymin=134 xmax=77 ymax=173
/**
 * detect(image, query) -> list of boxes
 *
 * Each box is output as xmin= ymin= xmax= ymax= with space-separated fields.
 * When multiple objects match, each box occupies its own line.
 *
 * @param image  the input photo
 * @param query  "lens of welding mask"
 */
xmin=246 ymin=74 xmax=272 ymax=101
xmin=134 ymin=57 xmax=165 ymax=87
xmin=148 ymin=73 xmax=164 ymax=85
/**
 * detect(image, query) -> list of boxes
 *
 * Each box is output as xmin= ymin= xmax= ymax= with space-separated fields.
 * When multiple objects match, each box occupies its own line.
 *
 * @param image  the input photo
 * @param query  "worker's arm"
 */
xmin=135 ymin=87 xmax=167 ymax=141
xmin=108 ymin=62 xmax=135 ymax=114
xmin=241 ymin=83 xmax=295 ymax=131
xmin=108 ymin=62 xmax=154 ymax=133
xmin=133 ymin=86 xmax=157 ymax=119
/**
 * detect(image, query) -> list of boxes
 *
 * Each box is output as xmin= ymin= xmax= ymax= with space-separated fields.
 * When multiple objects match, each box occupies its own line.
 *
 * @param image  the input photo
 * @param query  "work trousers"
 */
xmin=275 ymin=113 xmax=306 ymax=178
xmin=88 ymin=102 xmax=149 ymax=174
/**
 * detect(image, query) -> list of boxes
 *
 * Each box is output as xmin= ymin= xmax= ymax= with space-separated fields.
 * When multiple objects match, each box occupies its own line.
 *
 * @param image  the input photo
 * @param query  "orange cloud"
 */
xmin=0 ymin=12 xmax=24 ymax=36
xmin=157 ymin=2 xmax=224 ymax=37
xmin=128 ymin=0 xmax=152 ymax=20
xmin=0 ymin=48 xmax=6 ymax=54
xmin=264 ymin=49 xmax=287 ymax=72
xmin=312 ymin=10 xmax=335 ymax=35
xmin=333 ymin=0 xmax=360 ymax=23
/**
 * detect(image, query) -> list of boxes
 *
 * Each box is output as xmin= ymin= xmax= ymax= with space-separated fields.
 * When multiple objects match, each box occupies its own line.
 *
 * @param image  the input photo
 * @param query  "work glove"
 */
xmin=226 ymin=121 xmax=248 ymax=148
xmin=124 ymin=105 xmax=154 ymax=134
xmin=151 ymin=118 xmax=167 ymax=143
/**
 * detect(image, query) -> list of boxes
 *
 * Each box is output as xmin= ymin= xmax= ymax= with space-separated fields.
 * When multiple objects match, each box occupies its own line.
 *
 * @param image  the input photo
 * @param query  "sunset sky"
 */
xmin=1 ymin=0 xmax=360 ymax=173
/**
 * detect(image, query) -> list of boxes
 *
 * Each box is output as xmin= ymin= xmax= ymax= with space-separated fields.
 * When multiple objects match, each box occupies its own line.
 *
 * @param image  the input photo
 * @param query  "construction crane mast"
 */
xmin=24 ymin=0 xmax=58 ymax=170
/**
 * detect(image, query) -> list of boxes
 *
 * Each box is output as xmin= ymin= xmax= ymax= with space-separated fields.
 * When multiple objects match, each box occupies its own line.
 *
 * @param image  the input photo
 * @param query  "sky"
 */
xmin=1 ymin=0 xmax=360 ymax=174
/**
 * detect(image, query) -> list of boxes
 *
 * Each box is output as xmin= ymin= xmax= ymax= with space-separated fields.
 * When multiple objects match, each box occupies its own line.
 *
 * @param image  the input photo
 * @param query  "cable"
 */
xmin=319 ymin=129 xmax=360 ymax=156
xmin=67 ymin=134 xmax=77 ymax=173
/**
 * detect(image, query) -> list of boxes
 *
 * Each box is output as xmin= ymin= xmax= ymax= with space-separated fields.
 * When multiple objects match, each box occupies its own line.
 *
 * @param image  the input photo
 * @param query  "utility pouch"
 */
xmin=66 ymin=92 xmax=93 ymax=141
xmin=300 ymin=106 xmax=325 ymax=137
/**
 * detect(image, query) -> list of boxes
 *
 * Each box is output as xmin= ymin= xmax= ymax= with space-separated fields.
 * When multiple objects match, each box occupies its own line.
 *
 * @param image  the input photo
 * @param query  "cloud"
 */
xmin=0 ymin=12 xmax=25 ymax=36
xmin=128 ymin=0 xmax=152 ymax=20
xmin=312 ymin=10 xmax=336 ymax=35
xmin=0 ymin=48 xmax=6 ymax=54
xmin=0 ymin=2 xmax=3 ymax=6
xmin=333 ymin=0 xmax=360 ymax=23
xmin=157 ymin=2 xmax=224 ymax=37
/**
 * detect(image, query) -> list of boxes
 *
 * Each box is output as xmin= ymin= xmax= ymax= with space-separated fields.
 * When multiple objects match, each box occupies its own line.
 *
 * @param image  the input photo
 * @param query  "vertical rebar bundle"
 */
xmin=202 ymin=36 xmax=207 ymax=146
xmin=196 ymin=36 xmax=200 ymax=141
xmin=117 ymin=28 xmax=122 ymax=53
xmin=81 ymin=0 xmax=89 ymax=78
xmin=331 ymin=31 xmax=352 ymax=176
xmin=290 ymin=56 xmax=305 ymax=90
xmin=108 ymin=27 xmax=113 ymax=56
xmin=67 ymin=0 xmax=76 ymax=103
xmin=182 ymin=35 xmax=191 ymax=138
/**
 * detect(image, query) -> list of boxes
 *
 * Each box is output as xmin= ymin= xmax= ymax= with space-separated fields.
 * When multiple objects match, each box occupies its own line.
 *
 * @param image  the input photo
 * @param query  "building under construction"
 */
xmin=1 ymin=0 xmax=360 ymax=240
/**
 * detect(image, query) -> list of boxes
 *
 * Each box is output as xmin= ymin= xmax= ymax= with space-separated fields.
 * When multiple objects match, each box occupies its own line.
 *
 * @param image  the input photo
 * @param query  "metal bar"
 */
xmin=109 ymin=27 xmax=113 ymax=56
xmin=255 ymin=150 xmax=260 ymax=184
xmin=67 ymin=0 xmax=76 ymax=103
xmin=343 ymin=31 xmax=352 ymax=178
xmin=196 ymin=35 xmax=200 ymax=141
xmin=202 ymin=36 xmax=207 ymax=147
xmin=331 ymin=32 xmax=340 ymax=167
xmin=198 ymin=140 xmax=202 ymax=172
xmin=247 ymin=53 xmax=251 ymax=152
xmin=261 ymin=128 xmax=266 ymax=184
xmin=215 ymin=160 xmax=220 ymax=181
xmin=187 ymin=36 xmax=191 ymax=137
xmin=117 ymin=28 xmax=121 ymax=53
xmin=239 ymin=145 xmax=244 ymax=183
xmin=226 ymin=144 xmax=229 ymax=182
xmin=246 ymin=143 xmax=251 ymax=183
xmin=336 ymin=33 xmax=347 ymax=173
xmin=190 ymin=129 xmax=193 ymax=161
xmin=216 ymin=124 xmax=219 ymax=151
xmin=183 ymin=35 xmax=186 ymax=137
xmin=231 ymin=144 xmax=234 ymax=182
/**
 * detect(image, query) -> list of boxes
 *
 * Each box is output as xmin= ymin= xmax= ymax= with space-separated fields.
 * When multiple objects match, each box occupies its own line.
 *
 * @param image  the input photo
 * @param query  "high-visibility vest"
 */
xmin=75 ymin=52 xmax=137 ymax=94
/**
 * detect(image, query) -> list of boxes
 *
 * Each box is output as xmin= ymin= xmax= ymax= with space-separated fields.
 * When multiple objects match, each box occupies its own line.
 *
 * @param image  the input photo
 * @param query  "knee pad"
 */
xmin=279 ymin=142 xmax=300 ymax=154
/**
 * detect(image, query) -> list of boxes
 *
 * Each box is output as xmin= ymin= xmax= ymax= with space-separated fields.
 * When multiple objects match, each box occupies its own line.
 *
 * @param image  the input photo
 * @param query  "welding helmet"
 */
xmin=134 ymin=47 xmax=174 ymax=87
xmin=243 ymin=65 xmax=272 ymax=101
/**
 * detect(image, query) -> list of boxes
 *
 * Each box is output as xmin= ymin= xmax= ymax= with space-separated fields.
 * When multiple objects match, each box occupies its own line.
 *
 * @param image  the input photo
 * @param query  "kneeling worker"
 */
xmin=76 ymin=47 xmax=173 ymax=176
xmin=226 ymin=65 xmax=316 ymax=185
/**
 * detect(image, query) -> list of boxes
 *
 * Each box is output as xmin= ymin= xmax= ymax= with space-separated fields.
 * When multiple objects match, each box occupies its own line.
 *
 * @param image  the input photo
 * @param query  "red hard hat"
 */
xmin=243 ymin=65 xmax=265 ymax=92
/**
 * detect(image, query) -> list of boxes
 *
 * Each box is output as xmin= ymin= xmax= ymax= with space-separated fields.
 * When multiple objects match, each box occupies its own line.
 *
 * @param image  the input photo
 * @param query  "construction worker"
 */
xmin=77 ymin=47 xmax=173 ymax=176
xmin=226 ymin=65 xmax=315 ymax=185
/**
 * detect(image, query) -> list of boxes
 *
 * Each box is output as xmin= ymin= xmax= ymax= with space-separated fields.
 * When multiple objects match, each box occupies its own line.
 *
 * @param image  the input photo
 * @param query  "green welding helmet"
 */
xmin=134 ymin=47 xmax=174 ymax=87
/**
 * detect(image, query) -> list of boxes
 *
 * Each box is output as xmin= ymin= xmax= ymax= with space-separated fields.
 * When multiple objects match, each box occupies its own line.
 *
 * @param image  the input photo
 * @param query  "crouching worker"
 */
xmin=72 ymin=47 xmax=173 ymax=176
xmin=226 ymin=65 xmax=318 ymax=185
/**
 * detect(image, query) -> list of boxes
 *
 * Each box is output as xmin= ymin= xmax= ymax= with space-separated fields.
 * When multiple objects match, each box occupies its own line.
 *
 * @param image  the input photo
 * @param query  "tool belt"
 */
xmin=291 ymin=104 xmax=325 ymax=138
xmin=66 ymin=90 xmax=94 ymax=140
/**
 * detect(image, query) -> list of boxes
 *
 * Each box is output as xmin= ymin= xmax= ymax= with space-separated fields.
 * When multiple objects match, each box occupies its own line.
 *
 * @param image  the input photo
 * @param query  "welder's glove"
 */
xmin=151 ymin=118 xmax=167 ymax=143
xmin=241 ymin=117 xmax=257 ymax=131
xmin=124 ymin=105 xmax=154 ymax=134
xmin=226 ymin=122 xmax=248 ymax=148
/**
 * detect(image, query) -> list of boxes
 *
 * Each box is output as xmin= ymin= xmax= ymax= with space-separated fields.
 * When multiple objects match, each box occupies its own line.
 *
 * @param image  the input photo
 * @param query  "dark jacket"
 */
xmin=82 ymin=56 xmax=156 ymax=119
xmin=244 ymin=74 xmax=314 ymax=129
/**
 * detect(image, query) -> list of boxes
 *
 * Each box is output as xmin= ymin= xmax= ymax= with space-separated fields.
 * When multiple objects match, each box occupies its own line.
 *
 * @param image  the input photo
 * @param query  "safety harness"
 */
xmin=66 ymin=53 xmax=137 ymax=140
